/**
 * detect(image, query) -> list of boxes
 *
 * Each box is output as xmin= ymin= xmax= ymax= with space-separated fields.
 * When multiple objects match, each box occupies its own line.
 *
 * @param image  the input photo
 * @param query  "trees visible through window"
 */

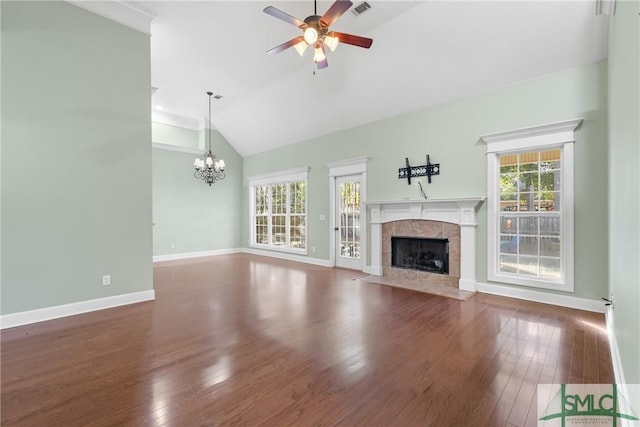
xmin=339 ymin=181 xmax=361 ymax=259
xmin=498 ymin=149 xmax=562 ymax=280
xmin=251 ymin=179 xmax=306 ymax=252
xmin=482 ymin=119 xmax=580 ymax=292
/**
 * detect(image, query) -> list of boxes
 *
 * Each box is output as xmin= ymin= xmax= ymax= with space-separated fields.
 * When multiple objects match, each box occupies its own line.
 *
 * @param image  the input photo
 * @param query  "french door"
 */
xmin=335 ymin=175 xmax=362 ymax=270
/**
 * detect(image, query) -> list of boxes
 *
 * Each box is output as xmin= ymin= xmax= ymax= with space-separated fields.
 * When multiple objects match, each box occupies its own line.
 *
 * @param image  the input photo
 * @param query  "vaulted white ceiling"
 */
xmin=137 ymin=1 xmax=608 ymax=157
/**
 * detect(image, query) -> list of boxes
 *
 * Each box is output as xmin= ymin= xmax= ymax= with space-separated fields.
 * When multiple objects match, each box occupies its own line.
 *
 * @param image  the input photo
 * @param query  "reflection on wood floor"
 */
xmin=1 ymin=253 xmax=613 ymax=426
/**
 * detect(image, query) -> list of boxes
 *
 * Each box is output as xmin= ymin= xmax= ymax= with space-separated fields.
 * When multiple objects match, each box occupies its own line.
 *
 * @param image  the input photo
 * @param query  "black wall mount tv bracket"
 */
xmin=398 ymin=155 xmax=440 ymax=185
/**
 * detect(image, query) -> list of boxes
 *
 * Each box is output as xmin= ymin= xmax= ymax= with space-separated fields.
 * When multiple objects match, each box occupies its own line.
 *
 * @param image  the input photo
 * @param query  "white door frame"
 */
xmin=325 ymin=157 xmax=368 ymax=270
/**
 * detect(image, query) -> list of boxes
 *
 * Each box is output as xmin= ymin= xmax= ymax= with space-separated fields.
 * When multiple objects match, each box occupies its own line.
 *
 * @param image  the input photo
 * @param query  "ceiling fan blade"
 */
xmin=331 ymin=31 xmax=373 ymax=49
xmin=263 ymin=6 xmax=306 ymax=28
xmin=265 ymin=36 xmax=305 ymax=55
xmin=320 ymin=0 xmax=353 ymax=27
xmin=316 ymin=44 xmax=328 ymax=69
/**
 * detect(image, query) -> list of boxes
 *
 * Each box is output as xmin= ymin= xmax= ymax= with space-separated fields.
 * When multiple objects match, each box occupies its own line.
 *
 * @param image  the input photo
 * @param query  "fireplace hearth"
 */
xmin=392 ymin=236 xmax=449 ymax=274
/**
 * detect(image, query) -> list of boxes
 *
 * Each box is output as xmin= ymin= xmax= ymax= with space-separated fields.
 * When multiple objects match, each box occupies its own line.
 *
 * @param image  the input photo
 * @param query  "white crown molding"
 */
xmin=153 ymin=248 xmax=241 ymax=262
xmin=480 ymin=118 xmax=583 ymax=153
xmin=324 ymin=157 xmax=369 ymax=176
xmin=152 ymin=142 xmax=202 ymax=155
xmin=324 ymin=157 xmax=369 ymax=169
xmin=66 ymin=1 xmax=155 ymax=35
xmin=480 ymin=118 xmax=583 ymax=144
xmin=476 ymin=282 xmax=605 ymax=313
xmin=247 ymin=167 xmax=310 ymax=185
xmin=0 ymin=290 xmax=155 ymax=329
xmin=152 ymin=111 xmax=200 ymax=131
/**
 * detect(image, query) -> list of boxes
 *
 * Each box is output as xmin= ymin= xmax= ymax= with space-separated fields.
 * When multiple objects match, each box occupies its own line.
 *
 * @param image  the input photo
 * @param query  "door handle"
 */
xmin=334 ymin=227 xmax=339 ymax=231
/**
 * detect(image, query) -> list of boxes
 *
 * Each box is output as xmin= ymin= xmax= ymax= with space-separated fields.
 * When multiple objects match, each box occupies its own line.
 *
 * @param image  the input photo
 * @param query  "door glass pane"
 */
xmin=339 ymin=180 xmax=360 ymax=259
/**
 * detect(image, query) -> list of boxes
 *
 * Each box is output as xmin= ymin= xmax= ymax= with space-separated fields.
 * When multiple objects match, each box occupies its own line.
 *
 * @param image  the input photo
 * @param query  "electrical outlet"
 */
xmin=312 ymin=246 xmax=316 ymax=252
xmin=102 ymin=275 xmax=111 ymax=286
xmin=170 ymin=243 xmax=175 ymax=249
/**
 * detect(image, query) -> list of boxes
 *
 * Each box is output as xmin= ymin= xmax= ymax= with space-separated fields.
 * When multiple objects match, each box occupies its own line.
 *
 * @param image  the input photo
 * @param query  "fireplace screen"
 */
xmin=391 ymin=236 xmax=449 ymax=274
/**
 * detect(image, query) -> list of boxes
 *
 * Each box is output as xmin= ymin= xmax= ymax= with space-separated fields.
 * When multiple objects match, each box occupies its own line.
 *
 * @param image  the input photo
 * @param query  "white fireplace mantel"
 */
xmin=365 ymin=197 xmax=485 ymax=292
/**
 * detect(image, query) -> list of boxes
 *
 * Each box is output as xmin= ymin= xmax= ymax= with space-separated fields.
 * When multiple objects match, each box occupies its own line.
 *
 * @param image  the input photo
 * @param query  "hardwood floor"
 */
xmin=1 ymin=254 xmax=613 ymax=426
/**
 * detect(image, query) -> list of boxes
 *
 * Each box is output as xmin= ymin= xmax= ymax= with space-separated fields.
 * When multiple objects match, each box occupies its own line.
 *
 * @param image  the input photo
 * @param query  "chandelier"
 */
xmin=194 ymin=91 xmax=225 ymax=186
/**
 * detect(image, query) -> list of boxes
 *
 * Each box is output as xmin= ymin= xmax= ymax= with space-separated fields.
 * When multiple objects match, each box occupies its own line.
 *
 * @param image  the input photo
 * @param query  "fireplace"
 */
xmin=392 ymin=237 xmax=449 ymax=274
xmin=365 ymin=197 xmax=485 ymax=292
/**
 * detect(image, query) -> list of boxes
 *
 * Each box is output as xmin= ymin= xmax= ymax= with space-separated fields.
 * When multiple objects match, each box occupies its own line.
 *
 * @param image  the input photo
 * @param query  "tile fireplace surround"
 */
xmin=366 ymin=197 xmax=485 ymax=292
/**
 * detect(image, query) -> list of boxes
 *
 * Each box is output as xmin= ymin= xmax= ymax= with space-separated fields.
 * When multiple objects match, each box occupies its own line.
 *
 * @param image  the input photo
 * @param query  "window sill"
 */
xmin=488 ymin=272 xmax=573 ymax=292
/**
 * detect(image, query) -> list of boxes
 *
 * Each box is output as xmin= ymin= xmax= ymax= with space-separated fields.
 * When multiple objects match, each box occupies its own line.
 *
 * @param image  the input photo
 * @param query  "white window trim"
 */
xmin=481 ymin=119 xmax=581 ymax=292
xmin=248 ymin=167 xmax=309 ymax=255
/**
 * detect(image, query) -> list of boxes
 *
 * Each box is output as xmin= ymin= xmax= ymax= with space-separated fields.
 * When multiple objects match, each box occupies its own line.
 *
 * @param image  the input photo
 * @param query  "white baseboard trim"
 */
xmin=364 ymin=265 xmax=383 ymax=276
xmin=476 ymin=282 xmax=605 ymax=313
xmin=605 ymin=309 xmax=627 ymax=385
xmin=458 ymin=278 xmax=477 ymax=292
xmin=0 ymin=289 xmax=156 ymax=330
xmin=604 ymin=310 xmax=638 ymax=427
xmin=241 ymin=248 xmax=332 ymax=268
xmin=153 ymin=248 xmax=241 ymax=262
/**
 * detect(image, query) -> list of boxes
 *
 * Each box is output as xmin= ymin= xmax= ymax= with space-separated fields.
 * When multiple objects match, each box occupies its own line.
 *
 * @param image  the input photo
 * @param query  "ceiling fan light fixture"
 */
xmin=324 ymin=34 xmax=339 ymax=51
xmin=313 ymin=45 xmax=326 ymax=63
xmin=294 ymin=40 xmax=309 ymax=56
xmin=304 ymin=27 xmax=318 ymax=44
xmin=264 ymin=0 xmax=373 ymax=69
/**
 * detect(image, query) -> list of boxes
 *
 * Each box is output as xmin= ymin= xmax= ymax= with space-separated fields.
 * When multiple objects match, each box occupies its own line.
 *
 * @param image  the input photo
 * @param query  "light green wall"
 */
xmin=608 ymin=0 xmax=640 ymax=383
xmin=152 ymin=129 xmax=243 ymax=256
xmin=1 ymin=1 xmax=153 ymax=314
xmin=152 ymin=122 xmax=199 ymax=149
xmin=243 ymin=60 xmax=608 ymax=300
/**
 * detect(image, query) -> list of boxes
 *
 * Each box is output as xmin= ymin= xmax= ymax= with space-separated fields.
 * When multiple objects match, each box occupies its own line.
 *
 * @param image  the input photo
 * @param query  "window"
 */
xmin=482 ymin=119 xmax=581 ymax=291
xmin=249 ymin=168 xmax=308 ymax=254
xmin=498 ymin=149 xmax=562 ymax=280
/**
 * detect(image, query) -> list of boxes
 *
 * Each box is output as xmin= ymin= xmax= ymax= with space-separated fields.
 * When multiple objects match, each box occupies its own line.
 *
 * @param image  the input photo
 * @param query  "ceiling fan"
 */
xmin=263 ymin=0 xmax=373 ymax=69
